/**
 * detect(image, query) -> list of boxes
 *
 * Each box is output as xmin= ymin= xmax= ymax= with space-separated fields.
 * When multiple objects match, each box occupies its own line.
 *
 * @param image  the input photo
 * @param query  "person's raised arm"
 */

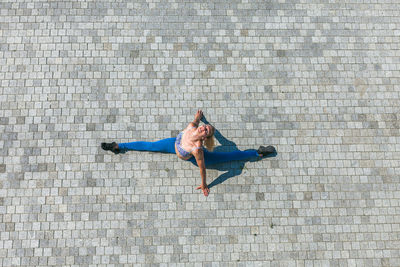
xmin=191 ymin=109 xmax=203 ymax=127
xmin=193 ymin=148 xmax=209 ymax=196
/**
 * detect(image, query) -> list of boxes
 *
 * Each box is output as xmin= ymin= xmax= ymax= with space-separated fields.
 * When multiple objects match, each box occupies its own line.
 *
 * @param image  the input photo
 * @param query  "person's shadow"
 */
xmin=190 ymin=116 xmax=277 ymax=189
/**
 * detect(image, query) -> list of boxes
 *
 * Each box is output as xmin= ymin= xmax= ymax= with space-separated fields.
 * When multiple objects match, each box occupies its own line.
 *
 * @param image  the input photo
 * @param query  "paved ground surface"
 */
xmin=1 ymin=0 xmax=400 ymax=266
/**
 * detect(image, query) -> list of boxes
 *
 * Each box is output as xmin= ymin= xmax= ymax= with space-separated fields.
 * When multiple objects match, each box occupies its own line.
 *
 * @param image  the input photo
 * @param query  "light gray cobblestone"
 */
xmin=1 ymin=0 xmax=400 ymax=266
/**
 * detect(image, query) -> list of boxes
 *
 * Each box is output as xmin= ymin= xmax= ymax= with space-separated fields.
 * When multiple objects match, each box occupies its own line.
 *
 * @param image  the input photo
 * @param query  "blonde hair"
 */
xmin=203 ymin=126 xmax=215 ymax=152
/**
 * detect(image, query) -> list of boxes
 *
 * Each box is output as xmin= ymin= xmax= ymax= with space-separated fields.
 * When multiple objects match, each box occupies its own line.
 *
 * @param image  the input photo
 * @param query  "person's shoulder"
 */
xmin=188 ymin=122 xmax=198 ymax=129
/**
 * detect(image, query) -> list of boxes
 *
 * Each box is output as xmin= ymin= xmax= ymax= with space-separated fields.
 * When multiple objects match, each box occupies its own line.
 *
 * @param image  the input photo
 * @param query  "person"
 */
xmin=101 ymin=110 xmax=275 ymax=196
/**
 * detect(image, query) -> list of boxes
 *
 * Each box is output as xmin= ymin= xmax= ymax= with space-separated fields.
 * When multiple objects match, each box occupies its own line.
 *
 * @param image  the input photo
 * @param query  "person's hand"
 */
xmin=195 ymin=109 xmax=203 ymax=121
xmin=196 ymin=184 xmax=210 ymax=197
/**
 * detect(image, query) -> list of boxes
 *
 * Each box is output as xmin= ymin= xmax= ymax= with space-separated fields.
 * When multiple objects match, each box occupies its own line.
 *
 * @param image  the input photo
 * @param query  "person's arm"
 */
xmin=193 ymin=149 xmax=209 ymax=196
xmin=191 ymin=109 xmax=203 ymax=127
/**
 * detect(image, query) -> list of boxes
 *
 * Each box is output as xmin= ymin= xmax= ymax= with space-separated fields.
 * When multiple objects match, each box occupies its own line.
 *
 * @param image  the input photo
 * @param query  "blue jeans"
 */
xmin=118 ymin=138 xmax=258 ymax=167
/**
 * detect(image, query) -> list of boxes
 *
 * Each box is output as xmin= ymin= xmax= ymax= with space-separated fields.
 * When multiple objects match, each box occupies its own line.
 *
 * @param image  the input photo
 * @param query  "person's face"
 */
xmin=198 ymin=124 xmax=214 ymax=139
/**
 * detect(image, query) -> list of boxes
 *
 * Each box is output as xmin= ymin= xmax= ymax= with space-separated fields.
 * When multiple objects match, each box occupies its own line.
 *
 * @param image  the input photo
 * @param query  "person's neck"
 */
xmin=191 ymin=129 xmax=203 ymax=142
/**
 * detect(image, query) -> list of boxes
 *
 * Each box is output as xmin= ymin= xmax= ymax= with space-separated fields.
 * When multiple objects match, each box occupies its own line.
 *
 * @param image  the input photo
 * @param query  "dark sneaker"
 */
xmin=101 ymin=142 xmax=120 ymax=154
xmin=257 ymin=145 xmax=276 ymax=156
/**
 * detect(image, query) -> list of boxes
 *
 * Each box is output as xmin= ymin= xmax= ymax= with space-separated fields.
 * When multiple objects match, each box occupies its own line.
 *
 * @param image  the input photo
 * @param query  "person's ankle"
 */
xmin=112 ymin=142 xmax=120 ymax=153
xmin=257 ymin=145 xmax=276 ymax=157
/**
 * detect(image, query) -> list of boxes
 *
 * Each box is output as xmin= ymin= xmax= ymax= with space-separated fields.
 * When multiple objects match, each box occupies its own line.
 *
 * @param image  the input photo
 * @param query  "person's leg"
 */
xmin=118 ymin=137 xmax=176 ymax=154
xmin=189 ymin=149 xmax=259 ymax=167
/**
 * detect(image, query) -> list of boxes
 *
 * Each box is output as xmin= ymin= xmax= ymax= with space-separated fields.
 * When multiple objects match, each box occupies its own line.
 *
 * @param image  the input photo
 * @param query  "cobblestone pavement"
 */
xmin=1 ymin=0 xmax=400 ymax=266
